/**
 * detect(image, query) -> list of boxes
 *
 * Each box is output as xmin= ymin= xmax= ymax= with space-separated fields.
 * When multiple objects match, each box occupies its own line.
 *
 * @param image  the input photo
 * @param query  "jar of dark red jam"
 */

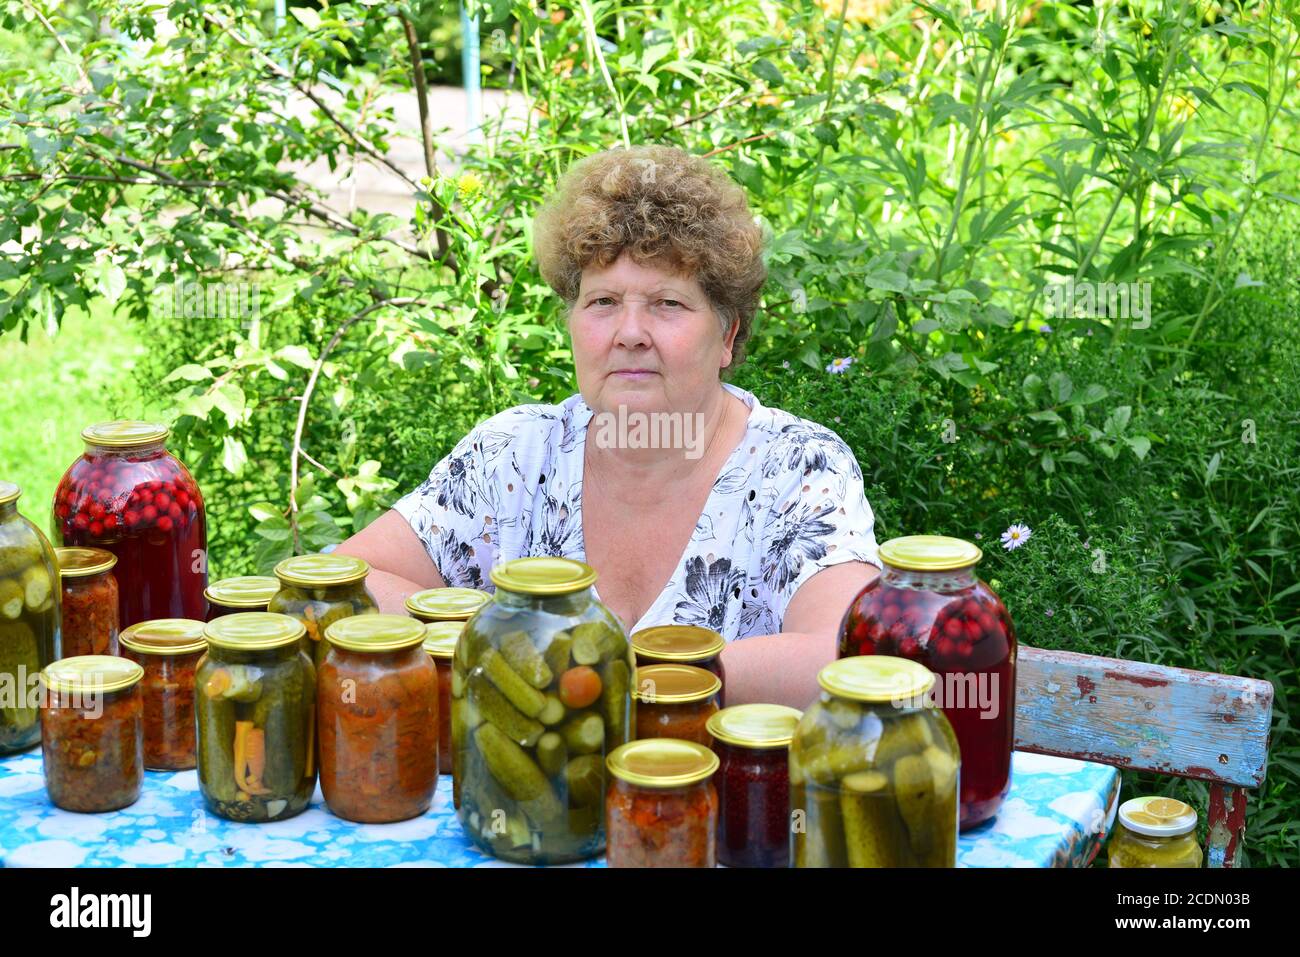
xmin=631 ymin=625 xmax=726 ymax=705
xmin=205 ymin=576 xmax=280 ymax=621
xmin=422 ymin=621 xmax=463 ymax=776
xmin=606 ymin=738 xmax=719 ymax=867
xmin=634 ymin=664 xmax=721 ymax=747
xmin=55 ymin=547 xmax=120 ymax=658
xmin=52 ymin=421 xmax=208 ymax=628
xmin=118 ymin=618 xmax=206 ymax=770
xmin=405 ymin=587 xmax=490 ymax=625
xmin=39 ymin=655 xmax=144 ymax=812
xmin=838 ymin=535 xmax=1015 ymax=830
xmin=706 ymin=703 xmax=802 ymax=868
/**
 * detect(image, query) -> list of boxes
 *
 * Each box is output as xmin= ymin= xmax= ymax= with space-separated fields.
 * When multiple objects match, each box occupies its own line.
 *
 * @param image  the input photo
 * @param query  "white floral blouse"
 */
xmin=393 ymin=383 xmax=880 ymax=642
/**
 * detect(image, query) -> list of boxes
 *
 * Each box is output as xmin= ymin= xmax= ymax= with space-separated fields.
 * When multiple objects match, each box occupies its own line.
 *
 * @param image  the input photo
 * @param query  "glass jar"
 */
xmin=39 ymin=655 xmax=144 ymax=812
xmin=423 ymin=621 xmax=464 ymax=776
xmin=405 ymin=587 xmax=490 ymax=624
xmin=1108 ymin=797 xmax=1204 ymax=868
xmin=632 ymin=625 xmax=727 ymax=706
xmin=319 ymin=614 xmax=439 ymax=823
xmin=51 ymin=421 xmax=208 ymax=628
xmin=196 ymin=613 xmax=316 ymax=822
xmin=0 ymin=481 xmax=60 ymax=755
xmin=119 ymin=618 xmax=206 ymax=770
xmin=55 ymin=547 xmax=119 ymax=658
xmin=268 ymin=554 xmax=379 ymax=670
xmin=791 ymin=656 xmax=960 ymax=868
xmin=606 ymin=738 xmax=719 ymax=867
xmin=454 ymin=557 xmax=634 ymax=864
xmin=706 ymin=703 xmax=802 ymax=868
xmin=205 ymin=576 xmax=280 ymax=621
xmin=634 ymin=664 xmax=722 ymax=747
xmin=838 ymin=535 xmax=1014 ymax=830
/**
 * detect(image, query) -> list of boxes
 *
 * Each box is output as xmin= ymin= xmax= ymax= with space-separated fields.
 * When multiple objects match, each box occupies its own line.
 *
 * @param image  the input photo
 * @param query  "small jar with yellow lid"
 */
xmin=1108 ymin=797 xmax=1204 ymax=868
xmin=119 ymin=618 xmax=206 ymax=770
xmin=205 ymin=575 xmax=281 ymax=621
xmin=268 ymin=554 xmax=379 ymax=668
xmin=707 ymin=703 xmax=802 ymax=868
xmin=606 ymin=738 xmax=719 ymax=867
xmin=632 ymin=624 xmax=727 ymax=705
xmin=319 ymin=614 xmax=439 ymax=823
xmin=423 ymin=621 xmax=464 ymax=776
xmin=39 ymin=655 xmax=144 ymax=812
xmin=55 ymin=546 xmax=119 ymax=658
xmin=196 ymin=613 xmax=316 ymax=822
xmin=455 ymin=557 xmax=634 ymax=864
xmin=634 ymin=663 xmax=722 ymax=747
xmin=791 ymin=656 xmax=959 ymax=867
xmin=405 ymin=586 xmax=490 ymax=624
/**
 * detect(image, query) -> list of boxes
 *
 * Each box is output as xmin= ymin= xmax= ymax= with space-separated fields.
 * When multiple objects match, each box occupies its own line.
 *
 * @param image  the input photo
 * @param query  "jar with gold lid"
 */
xmin=205 ymin=575 xmax=280 ymax=620
xmin=635 ymin=663 xmax=722 ymax=747
xmin=405 ymin=587 xmax=490 ymax=624
xmin=606 ymin=738 xmax=719 ymax=867
xmin=268 ymin=554 xmax=378 ymax=668
xmin=55 ymin=546 xmax=119 ymax=658
xmin=632 ymin=624 xmax=726 ymax=705
xmin=1108 ymin=797 xmax=1204 ymax=868
xmin=119 ymin=618 xmax=206 ymax=770
xmin=423 ymin=620 xmax=464 ymax=775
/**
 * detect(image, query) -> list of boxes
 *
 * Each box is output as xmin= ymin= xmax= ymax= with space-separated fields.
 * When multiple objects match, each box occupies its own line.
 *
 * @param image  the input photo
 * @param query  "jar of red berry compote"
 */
xmin=52 ymin=421 xmax=208 ymax=629
xmin=838 ymin=535 xmax=1015 ymax=830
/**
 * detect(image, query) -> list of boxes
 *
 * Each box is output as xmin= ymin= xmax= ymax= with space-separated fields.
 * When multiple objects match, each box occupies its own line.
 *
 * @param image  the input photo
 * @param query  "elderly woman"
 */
xmin=336 ymin=144 xmax=880 ymax=708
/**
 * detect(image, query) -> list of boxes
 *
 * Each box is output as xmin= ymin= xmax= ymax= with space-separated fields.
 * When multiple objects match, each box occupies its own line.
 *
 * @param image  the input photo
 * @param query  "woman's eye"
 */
xmin=661 ymin=299 xmax=682 ymax=308
xmin=591 ymin=297 xmax=615 ymax=306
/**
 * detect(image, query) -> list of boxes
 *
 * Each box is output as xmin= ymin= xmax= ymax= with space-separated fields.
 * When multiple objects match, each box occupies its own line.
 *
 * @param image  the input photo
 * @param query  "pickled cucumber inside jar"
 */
xmin=790 ymin=656 xmax=959 ymax=868
xmin=269 ymin=554 xmax=379 ymax=668
xmin=1108 ymin=797 xmax=1203 ymax=868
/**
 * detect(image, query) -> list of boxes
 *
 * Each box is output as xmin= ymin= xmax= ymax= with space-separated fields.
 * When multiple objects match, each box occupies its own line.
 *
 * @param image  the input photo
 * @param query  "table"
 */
xmin=0 ymin=750 xmax=1118 ymax=867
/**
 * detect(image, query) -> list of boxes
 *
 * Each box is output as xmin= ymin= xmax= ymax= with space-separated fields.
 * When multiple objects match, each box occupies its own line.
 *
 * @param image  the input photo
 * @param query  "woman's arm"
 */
xmin=719 ymin=561 xmax=880 ymax=709
xmin=333 ymin=510 xmax=446 ymax=615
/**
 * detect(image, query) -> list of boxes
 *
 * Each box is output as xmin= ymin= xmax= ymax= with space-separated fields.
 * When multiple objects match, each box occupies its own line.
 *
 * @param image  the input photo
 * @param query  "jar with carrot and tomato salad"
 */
xmin=319 ymin=614 xmax=439 ymax=823
xmin=1108 ymin=797 xmax=1204 ymax=868
xmin=268 ymin=554 xmax=379 ymax=669
xmin=706 ymin=703 xmax=802 ymax=868
xmin=634 ymin=664 xmax=721 ymax=747
xmin=631 ymin=624 xmax=727 ymax=706
xmin=405 ymin=587 xmax=490 ymax=625
xmin=423 ymin=621 xmax=463 ymax=775
xmin=196 ymin=613 xmax=316 ymax=822
xmin=204 ymin=576 xmax=280 ymax=621
xmin=39 ymin=655 xmax=144 ymax=813
xmin=838 ymin=535 xmax=1015 ymax=830
xmin=55 ymin=547 xmax=119 ymax=658
xmin=118 ymin=618 xmax=206 ymax=770
xmin=606 ymin=738 xmax=719 ymax=867
xmin=51 ymin=421 xmax=208 ymax=628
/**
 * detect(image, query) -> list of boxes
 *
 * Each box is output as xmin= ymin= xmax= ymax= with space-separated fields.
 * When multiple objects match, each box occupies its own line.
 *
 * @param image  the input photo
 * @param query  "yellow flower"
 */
xmin=456 ymin=172 xmax=484 ymax=199
xmin=1169 ymin=94 xmax=1196 ymax=122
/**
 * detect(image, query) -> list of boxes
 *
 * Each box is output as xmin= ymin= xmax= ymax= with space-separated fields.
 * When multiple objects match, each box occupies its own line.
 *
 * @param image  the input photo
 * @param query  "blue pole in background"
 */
xmin=275 ymin=0 xmax=286 ymax=33
xmin=460 ymin=3 xmax=482 ymax=145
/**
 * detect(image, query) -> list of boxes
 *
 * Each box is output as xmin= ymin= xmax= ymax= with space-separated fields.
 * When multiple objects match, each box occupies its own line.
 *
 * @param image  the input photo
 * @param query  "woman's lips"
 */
xmin=612 ymin=370 xmax=657 ymax=379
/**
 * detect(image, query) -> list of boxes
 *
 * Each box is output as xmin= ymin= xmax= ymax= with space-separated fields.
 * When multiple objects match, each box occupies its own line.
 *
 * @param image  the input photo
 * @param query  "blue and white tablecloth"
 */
xmin=0 ymin=750 xmax=1118 ymax=868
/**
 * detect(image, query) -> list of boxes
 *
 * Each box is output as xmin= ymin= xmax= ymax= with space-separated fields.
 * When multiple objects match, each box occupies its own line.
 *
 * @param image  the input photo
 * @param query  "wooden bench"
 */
xmin=1015 ymin=645 xmax=1274 ymax=867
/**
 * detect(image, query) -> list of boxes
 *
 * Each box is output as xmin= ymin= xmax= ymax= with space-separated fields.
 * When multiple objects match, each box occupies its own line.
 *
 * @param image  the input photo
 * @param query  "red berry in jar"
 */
xmin=837 ymin=534 xmax=1016 ymax=831
xmin=141 ymin=505 xmax=157 ymax=523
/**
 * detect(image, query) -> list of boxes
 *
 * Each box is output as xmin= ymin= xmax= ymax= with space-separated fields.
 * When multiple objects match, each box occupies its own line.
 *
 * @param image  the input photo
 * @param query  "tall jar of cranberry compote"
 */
xmin=838 ymin=535 xmax=1015 ymax=831
xmin=52 ymin=422 xmax=208 ymax=629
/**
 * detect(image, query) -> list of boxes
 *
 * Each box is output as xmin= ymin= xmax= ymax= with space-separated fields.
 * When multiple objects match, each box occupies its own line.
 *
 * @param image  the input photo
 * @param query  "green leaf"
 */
xmin=211 ymin=383 xmax=246 ymax=428
xmin=1104 ymin=405 xmax=1132 ymax=436
xmin=249 ymin=502 xmax=282 ymax=523
xmin=1078 ymin=383 xmax=1108 ymax=405
xmin=1021 ymin=373 xmax=1044 ymax=404
xmin=1040 ymin=451 xmax=1055 ymax=474
xmin=753 ymin=58 xmax=784 ymax=86
xmin=1125 ymin=435 xmax=1151 ymax=460
xmin=1205 ymin=451 xmax=1222 ymax=484
xmin=290 ymin=7 xmax=322 ymax=29
xmin=1048 ymin=371 xmax=1073 ymax=404
xmin=163 ymin=364 xmax=213 ymax=384
xmin=276 ymin=344 xmax=315 ymax=369
xmin=221 ymin=435 xmax=247 ymax=476
xmin=94 ymin=262 xmax=127 ymax=304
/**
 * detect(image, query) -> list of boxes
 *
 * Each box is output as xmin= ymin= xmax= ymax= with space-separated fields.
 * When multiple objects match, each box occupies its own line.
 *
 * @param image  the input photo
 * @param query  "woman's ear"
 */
xmin=721 ymin=317 xmax=740 ymax=369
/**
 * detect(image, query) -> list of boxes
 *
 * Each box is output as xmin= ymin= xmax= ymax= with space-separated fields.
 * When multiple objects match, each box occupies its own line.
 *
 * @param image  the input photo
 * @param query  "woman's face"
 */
xmin=568 ymin=251 xmax=738 ymax=416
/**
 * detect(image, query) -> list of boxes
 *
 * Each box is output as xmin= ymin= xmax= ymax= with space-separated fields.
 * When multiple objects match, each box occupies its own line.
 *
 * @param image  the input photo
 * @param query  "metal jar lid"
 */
xmin=42 ymin=655 xmax=144 ymax=695
xmin=818 ymin=656 xmax=936 ymax=703
xmin=607 ymin=739 xmax=719 ymax=789
xmin=119 ymin=618 xmax=207 ymax=656
xmin=81 ymin=420 xmax=170 ymax=449
xmin=631 ymin=624 xmax=725 ymax=662
xmin=324 ymin=614 xmax=428 ymax=653
xmin=204 ymin=612 xmax=306 ymax=651
xmin=634 ymin=664 xmax=722 ymax=705
xmin=706 ymin=703 xmax=802 ymax=749
xmin=273 ymin=553 xmax=370 ymax=588
xmin=204 ymin=575 xmax=281 ymax=608
xmin=1119 ymin=796 xmax=1198 ymax=838
xmin=422 ymin=621 xmax=465 ymax=659
xmin=55 ymin=546 xmax=117 ymax=578
xmin=405 ymin=587 xmax=491 ymax=621
xmin=490 ymin=557 xmax=596 ymax=595
xmin=878 ymin=535 xmax=983 ymax=571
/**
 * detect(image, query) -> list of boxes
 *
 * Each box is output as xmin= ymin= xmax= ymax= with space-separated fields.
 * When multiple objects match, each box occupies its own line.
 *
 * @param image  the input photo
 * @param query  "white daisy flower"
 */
xmin=1001 ymin=523 xmax=1032 ymax=550
xmin=826 ymin=356 xmax=853 ymax=374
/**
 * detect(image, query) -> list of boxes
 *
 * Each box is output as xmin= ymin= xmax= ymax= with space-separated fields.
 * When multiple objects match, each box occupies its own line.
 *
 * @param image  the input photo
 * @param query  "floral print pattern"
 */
xmin=394 ymin=383 xmax=880 ymax=641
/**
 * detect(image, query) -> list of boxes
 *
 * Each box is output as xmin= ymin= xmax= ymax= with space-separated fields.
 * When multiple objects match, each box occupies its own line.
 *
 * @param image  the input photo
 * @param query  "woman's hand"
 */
xmin=719 ymin=561 xmax=880 ymax=709
xmin=334 ymin=510 xmax=445 ymax=615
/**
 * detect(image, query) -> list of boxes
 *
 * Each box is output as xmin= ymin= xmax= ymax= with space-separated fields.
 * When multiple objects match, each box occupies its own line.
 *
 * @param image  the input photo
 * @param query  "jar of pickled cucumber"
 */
xmin=52 ymin=421 xmax=208 ymax=628
xmin=838 ymin=535 xmax=1014 ymax=830
xmin=319 ymin=614 xmax=439 ymax=823
xmin=791 ymin=656 xmax=960 ymax=868
xmin=268 ymin=554 xmax=379 ymax=669
xmin=454 ymin=557 xmax=634 ymax=865
xmin=56 ymin=547 xmax=119 ymax=658
xmin=205 ymin=576 xmax=280 ymax=621
xmin=423 ymin=621 xmax=463 ymax=775
xmin=707 ymin=703 xmax=802 ymax=868
xmin=405 ymin=587 xmax=490 ymax=624
xmin=634 ymin=664 xmax=722 ymax=747
xmin=632 ymin=625 xmax=727 ymax=706
xmin=196 ymin=613 xmax=316 ymax=822
xmin=606 ymin=738 xmax=720 ymax=868
xmin=1108 ymin=797 xmax=1204 ymax=868
xmin=39 ymin=655 xmax=144 ymax=812
xmin=0 ymin=481 xmax=60 ymax=755
xmin=119 ymin=618 xmax=206 ymax=770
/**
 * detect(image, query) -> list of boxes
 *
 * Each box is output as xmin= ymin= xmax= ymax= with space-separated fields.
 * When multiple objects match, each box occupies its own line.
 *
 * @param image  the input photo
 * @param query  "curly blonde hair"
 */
xmin=532 ymin=144 xmax=768 ymax=372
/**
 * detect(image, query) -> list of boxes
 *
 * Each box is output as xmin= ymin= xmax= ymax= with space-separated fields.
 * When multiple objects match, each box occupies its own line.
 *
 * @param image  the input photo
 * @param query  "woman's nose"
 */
xmin=612 ymin=301 xmax=652 ymax=348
